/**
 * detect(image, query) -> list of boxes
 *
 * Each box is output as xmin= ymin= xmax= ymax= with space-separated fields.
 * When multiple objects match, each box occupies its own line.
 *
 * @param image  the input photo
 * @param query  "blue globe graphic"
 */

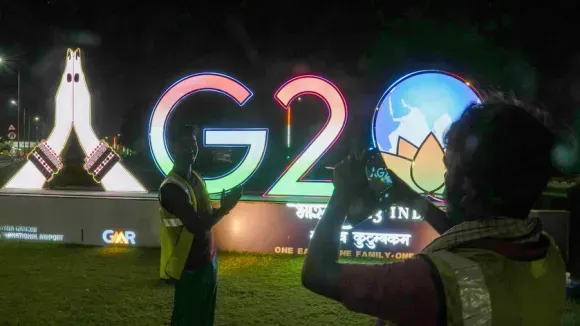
xmin=373 ymin=71 xmax=481 ymax=154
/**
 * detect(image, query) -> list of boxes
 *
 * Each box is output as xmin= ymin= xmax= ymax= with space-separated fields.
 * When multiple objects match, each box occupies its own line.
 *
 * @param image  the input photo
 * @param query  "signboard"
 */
xmin=213 ymin=202 xmax=439 ymax=259
xmin=0 ymin=224 xmax=64 ymax=242
xmin=7 ymin=132 xmax=16 ymax=140
xmin=0 ymin=194 xmax=570 ymax=262
xmin=8 ymin=125 xmax=15 ymax=131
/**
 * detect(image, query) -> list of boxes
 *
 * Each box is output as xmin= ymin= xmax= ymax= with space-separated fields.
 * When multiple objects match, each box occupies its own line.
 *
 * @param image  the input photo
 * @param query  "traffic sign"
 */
xmin=7 ymin=132 xmax=16 ymax=140
xmin=8 ymin=125 xmax=16 ymax=131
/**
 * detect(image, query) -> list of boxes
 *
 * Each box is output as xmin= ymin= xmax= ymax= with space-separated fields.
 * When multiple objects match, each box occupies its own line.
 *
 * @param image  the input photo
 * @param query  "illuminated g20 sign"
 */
xmin=149 ymin=70 xmax=481 ymax=198
xmin=149 ymin=73 xmax=347 ymax=197
xmin=2 ymin=49 xmax=482 ymax=201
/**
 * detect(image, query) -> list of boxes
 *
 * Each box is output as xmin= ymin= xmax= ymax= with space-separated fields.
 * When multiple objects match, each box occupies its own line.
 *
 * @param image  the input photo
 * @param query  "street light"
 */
xmin=34 ymin=116 xmax=40 ymax=143
xmin=0 ymin=57 xmax=21 ymax=155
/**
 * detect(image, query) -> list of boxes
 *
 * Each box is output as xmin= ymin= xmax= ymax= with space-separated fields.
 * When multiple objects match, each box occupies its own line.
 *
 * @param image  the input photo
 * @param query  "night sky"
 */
xmin=1 ymin=1 xmax=579 ymax=167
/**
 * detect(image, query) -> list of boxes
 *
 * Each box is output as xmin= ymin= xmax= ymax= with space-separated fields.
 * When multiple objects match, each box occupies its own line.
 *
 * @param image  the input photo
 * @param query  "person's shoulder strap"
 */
xmin=541 ymin=231 xmax=559 ymax=250
xmin=160 ymin=173 xmax=194 ymax=206
xmin=189 ymin=170 xmax=211 ymax=206
xmin=190 ymin=170 xmax=206 ymax=187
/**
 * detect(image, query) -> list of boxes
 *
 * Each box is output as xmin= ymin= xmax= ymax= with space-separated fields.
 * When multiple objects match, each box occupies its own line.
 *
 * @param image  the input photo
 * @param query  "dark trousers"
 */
xmin=569 ymin=187 xmax=580 ymax=279
xmin=171 ymin=258 xmax=218 ymax=326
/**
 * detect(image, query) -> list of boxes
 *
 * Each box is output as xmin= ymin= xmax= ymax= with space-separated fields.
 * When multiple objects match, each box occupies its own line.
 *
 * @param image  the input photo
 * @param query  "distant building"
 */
xmin=10 ymin=141 xmax=37 ymax=149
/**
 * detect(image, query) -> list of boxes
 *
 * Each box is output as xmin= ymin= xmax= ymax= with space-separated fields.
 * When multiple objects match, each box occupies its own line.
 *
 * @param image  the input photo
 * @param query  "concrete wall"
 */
xmin=0 ymin=192 xmax=161 ymax=246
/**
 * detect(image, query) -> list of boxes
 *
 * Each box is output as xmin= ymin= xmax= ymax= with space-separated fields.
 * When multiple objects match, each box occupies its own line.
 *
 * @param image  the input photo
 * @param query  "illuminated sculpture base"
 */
xmin=0 ymin=190 xmax=570 ymax=261
xmin=3 ymin=162 xmax=145 ymax=192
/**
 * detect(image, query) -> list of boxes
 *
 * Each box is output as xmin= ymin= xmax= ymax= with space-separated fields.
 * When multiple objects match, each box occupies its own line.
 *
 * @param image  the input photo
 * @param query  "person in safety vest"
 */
xmin=302 ymin=95 xmax=568 ymax=325
xmin=159 ymin=125 xmax=242 ymax=326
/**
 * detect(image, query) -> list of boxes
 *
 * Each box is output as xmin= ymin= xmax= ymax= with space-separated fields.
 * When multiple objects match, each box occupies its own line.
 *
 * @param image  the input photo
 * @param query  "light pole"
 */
xmin=18 ymin=69 xmax=20 ymax=153
xmin=9 ymin=100 xmax=18 ymax=153
xmin=22 ymin=107 xmax=26 ymax=152
xmin=1 ymin=57 xmax=21 ymax=155
xmin=34 ymin=116 xmax=39 ymax=143
xmin=27 ymin=111 xmax=31 ymax=151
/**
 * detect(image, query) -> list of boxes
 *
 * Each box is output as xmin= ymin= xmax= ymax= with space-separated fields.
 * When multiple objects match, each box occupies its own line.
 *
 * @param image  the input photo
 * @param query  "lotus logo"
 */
xmin=382 ymin=133 xmax=446 ymax=200
xmin=372 ymin=70 xmax=482 ymax=202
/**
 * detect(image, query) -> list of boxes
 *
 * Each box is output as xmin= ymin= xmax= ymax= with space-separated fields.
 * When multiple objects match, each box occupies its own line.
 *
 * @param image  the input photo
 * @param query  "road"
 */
xmin=0 ymin=156 xmax=21 ymax=169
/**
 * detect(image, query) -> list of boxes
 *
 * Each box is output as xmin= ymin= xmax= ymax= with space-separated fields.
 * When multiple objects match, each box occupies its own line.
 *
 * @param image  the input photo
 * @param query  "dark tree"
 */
xmin=363 ymin=17 xmax=537 ymax=101
xmin=120 ymin=102 xmax=149 ymax=154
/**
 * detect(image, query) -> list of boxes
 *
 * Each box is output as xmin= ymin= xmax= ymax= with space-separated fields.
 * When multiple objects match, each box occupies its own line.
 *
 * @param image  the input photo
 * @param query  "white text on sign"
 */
xmin=286 ymin=203 xmax=423 ymax=222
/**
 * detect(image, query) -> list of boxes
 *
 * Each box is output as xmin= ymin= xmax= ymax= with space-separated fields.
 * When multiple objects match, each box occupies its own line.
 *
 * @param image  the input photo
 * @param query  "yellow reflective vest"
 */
xmin=159 ymin=171 xmax=213 ymax=280
xmin=418 ymin=233 xmax=566 ymax=325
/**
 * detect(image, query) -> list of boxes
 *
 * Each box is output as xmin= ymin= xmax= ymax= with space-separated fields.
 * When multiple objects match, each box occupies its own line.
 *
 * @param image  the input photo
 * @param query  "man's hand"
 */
xmin=332 ymin=150 xmax=377 ymax=223
xmin=219 ymin=186 xmax=243 ymax=213
xmin=302 ymin=149 xmax=373 ymax=301
xmin=332 ymin=150 xmax=368 ymax=196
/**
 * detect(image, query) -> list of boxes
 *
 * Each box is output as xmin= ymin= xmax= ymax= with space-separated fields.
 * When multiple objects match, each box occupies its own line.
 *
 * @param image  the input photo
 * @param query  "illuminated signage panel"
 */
xmin=286 ymin=203 xmax=423 ymax=222
xmin=213 ymin=202 xmax=439 ymax=259
xmin=0 ymin=225 xmax=64 ymax=242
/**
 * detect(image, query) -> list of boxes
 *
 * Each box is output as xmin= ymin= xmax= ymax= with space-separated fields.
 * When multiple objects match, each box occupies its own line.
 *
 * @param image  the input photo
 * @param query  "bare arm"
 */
xmin=302 ymin=190 xmax=444 ymax=325
xmin=301 ymin=190 xmax=348 ymax=300
xmin=302 ymin=195 xmax=443 ymax=324
xmin=337 ymin=257 xmax=445 ymax=325
xmin=209 ymin=206 xmax=228 ymax=227
xmin=302 ymin=152 xmax=445 ymax=324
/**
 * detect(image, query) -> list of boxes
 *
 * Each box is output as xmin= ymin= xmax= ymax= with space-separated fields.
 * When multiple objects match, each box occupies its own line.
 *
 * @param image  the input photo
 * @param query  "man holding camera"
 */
xmin=302 ymin=98 xmax=567 ymax=325
xmin=158 ymin=126 xmax=242 ymax=325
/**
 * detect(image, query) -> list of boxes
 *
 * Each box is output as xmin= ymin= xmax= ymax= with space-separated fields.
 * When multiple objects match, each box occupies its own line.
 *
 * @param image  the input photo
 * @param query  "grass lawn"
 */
xmin=0 ymin=242 xmax=578 ymax=326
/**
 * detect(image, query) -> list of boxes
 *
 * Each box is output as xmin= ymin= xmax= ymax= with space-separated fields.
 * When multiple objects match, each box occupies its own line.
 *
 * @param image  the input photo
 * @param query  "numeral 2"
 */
xmin=264 ymin=75 xmax=348 ymax=197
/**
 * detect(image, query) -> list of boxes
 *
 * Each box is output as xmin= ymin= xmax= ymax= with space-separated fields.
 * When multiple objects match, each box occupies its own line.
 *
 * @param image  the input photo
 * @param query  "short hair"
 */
xmin=170 ymin=126 xmax=200 ymax=167
xmin=443 ymin=92 xmax=556 ymax=219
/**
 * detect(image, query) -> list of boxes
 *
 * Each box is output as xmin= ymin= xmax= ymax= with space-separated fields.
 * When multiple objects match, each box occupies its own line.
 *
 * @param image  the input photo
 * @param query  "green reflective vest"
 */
xmin=418 ymin=233 xmax=566 ymax=325
xmin=159 ymin=171 xmax=213 ymax=280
